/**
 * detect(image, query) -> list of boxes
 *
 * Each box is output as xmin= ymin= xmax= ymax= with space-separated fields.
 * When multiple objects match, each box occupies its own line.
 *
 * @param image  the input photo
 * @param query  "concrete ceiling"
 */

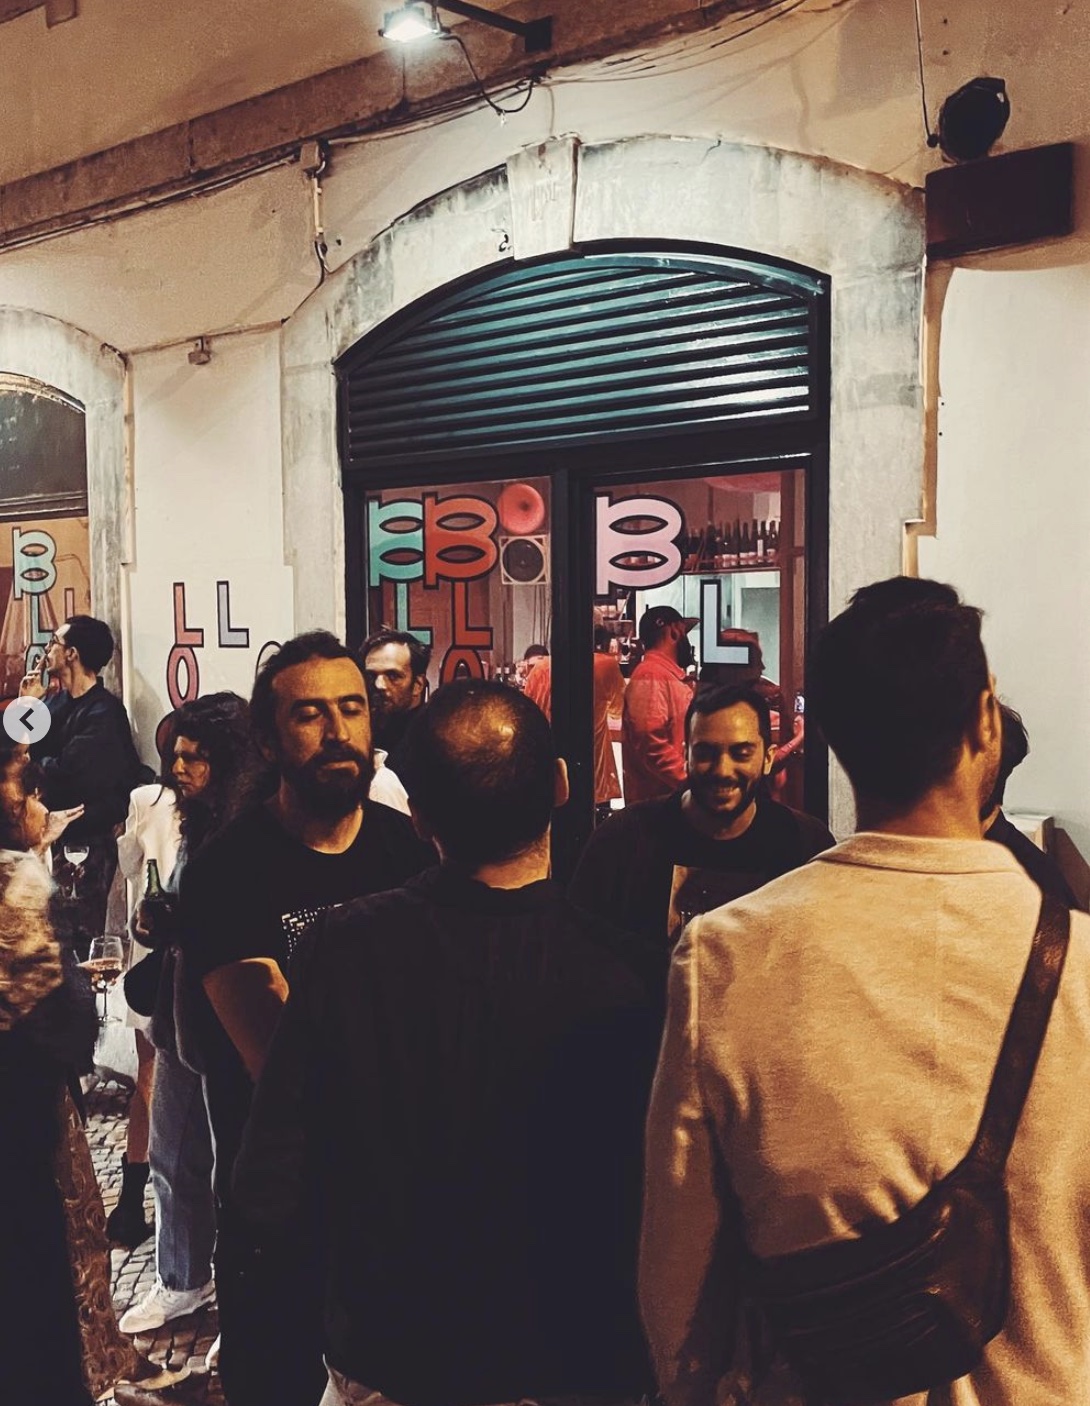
xmin=0 ymin=0 xmax=524 ymax=182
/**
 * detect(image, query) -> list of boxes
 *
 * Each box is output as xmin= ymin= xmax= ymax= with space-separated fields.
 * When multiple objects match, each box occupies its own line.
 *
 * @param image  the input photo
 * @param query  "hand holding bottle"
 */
xmin=134 ymin=858 xmax=177 ymax=947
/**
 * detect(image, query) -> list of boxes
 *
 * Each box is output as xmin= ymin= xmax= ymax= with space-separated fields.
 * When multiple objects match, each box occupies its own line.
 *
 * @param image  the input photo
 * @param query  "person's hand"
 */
xmin=134 ymin=899 xmax=155 ymax=940
xmin=19 ymin=672 xmax=45 ymax=699
xmin=40 ymin=805 xmax=84 ymax=851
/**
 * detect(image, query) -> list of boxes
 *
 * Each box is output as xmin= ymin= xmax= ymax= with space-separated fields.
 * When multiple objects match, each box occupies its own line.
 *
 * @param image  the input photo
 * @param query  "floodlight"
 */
xmin=380 ymin=2 xmax=443 ymax=43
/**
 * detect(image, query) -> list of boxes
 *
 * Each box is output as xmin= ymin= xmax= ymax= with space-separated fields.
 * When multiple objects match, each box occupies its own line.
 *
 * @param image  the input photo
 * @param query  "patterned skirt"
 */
xmin=56 ymin=1087 xmax=142 ymax=1402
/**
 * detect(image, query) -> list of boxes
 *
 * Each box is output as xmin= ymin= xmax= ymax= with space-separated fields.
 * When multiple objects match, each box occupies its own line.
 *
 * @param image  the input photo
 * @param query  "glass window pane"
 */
xmin=594 ymin=465 xmax=807 ymax=813
xmin=363 ymin=476 xmax=552 ymax=694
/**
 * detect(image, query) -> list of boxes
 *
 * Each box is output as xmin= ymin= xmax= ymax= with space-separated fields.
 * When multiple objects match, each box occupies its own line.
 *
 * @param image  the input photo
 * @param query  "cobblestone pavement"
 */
xmin=88 ymin=1077 xmax=224 ymax=1405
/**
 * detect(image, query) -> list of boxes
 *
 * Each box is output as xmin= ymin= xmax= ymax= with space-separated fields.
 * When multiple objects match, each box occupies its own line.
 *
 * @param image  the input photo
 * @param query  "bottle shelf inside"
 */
xmin=682 ymin=562 xmax=782 ymax=576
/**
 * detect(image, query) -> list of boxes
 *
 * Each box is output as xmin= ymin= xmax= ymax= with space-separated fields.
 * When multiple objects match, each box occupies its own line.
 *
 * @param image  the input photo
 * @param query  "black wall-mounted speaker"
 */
xmin=926 ymin=142 xmax=1074 ymax=260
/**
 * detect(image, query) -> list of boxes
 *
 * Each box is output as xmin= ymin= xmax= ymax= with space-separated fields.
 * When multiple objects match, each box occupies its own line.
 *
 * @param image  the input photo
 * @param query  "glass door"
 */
xmin=591 ymin=461 xmax=811 ymax=815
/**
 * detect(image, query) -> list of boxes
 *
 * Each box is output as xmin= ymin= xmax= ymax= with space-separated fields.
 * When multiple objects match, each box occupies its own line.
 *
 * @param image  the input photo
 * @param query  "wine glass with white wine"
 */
xmin=85 ymin=934 xmax=126 ymax=1023
xmin=63 ymin=839 xmax=90 ymax=901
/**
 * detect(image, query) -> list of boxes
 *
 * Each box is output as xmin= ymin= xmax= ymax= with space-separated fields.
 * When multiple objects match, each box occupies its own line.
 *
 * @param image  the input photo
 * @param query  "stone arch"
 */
xmin=280 ymin=136 xmax=924 ymax=827
xmin=0 ymin=307 xmax=126 ymax=685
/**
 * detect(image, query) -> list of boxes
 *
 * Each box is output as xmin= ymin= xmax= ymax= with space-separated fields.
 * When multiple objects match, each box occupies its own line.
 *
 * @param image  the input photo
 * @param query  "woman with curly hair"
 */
xmin=118 ymin=692 xmax=257 ymax=1346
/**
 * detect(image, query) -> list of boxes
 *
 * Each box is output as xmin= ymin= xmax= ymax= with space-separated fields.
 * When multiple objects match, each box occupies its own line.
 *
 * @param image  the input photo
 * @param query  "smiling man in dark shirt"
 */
xmin=571 ymin=682 xmax=834 ymax=955
xmin=235 ymin=679 xmax=658 ymax=1406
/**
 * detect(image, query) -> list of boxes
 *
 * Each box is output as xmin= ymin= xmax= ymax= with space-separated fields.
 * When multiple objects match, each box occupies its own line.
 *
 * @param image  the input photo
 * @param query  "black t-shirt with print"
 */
xmin=570 ymin=791 xmax=835 ymax=953
xmin=179 ymin=800 xmax=435 ymax=1197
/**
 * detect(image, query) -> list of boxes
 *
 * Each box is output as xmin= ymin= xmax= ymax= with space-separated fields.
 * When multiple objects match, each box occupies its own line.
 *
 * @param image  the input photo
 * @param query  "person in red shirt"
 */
xmin=523 ymin=627 xmax=626 ymax=819
xmin=621 ymin=606 xmax=698 ymax=804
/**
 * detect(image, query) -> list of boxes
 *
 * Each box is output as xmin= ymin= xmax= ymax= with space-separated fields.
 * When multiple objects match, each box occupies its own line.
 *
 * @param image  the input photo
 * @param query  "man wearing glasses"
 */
xmin=20 ymin=615 xmax=145 ymax=943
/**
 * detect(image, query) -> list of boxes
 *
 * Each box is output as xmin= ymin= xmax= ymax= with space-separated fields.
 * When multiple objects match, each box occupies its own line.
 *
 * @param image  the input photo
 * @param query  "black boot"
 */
xmin=106 ymin=1156 xmax=153 ymax=1248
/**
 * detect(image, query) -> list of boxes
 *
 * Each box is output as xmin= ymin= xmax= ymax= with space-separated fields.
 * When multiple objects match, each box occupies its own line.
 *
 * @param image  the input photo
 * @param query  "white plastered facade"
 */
xmin=282 ymin=135 xmax=924 ymax=833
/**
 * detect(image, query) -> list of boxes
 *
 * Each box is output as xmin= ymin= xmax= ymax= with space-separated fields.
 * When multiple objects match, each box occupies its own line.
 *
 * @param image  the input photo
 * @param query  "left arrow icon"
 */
xmin=4 ymin=696 xmax=51 ymax=745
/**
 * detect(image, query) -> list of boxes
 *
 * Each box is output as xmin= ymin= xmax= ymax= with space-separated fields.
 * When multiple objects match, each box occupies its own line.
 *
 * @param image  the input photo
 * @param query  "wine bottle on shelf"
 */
xmin=749 ymin=519 xmax=759 ymax=567
xmin=684 ymin=528 xmax=698 ymax=573
xmin=767 ymin=519 xmax=779 ymax=563
xmin=739 ymin=520 xmax=751 ymax=568
xmin=725 ymin=519 xmax=738 ymax=570
xmin=757 ymin=520 xmax=767 ymax=563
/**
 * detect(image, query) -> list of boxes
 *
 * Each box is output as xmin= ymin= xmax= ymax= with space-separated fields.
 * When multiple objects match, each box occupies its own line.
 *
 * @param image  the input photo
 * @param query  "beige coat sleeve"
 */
xmin=640 ymin=918 xmax=740 ymax=1406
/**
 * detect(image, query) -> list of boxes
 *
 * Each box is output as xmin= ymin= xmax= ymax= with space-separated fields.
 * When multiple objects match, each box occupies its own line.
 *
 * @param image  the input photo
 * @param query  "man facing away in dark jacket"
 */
xmin=234 ymin=679 xmax=659 ymax=1406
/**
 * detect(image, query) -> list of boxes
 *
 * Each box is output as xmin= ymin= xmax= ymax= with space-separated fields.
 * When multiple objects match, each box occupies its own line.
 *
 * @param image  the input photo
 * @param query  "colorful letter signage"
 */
xmin=595 ymin=494 xmax=683 ymax=594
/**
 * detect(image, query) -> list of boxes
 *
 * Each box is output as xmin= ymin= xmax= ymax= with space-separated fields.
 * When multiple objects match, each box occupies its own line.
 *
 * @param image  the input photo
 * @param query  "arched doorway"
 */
xmin=0 ymin=374 xmax=91 ymax=698
xmin=338 ymin=243 xmax=830 ymax=867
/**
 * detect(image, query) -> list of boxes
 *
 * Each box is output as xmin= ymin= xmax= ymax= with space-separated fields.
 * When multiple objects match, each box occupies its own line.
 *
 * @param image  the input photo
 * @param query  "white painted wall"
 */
xmin=918 ymin=253 xmax=1090 ymax=860
xmin=126 ymin=331 xmax=294 ymax=759
xmin=0 ymin=0 xmax=1087 ymax=849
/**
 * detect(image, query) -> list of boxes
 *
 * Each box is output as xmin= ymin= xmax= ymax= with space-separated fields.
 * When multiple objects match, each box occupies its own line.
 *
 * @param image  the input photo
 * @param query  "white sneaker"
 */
xmin=118 ymin=1279 xmax=215 ymax=1334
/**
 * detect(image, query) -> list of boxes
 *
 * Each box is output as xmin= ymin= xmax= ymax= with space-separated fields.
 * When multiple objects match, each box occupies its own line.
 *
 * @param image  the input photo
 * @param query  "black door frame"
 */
xmin=339 ymin=242 xmax=831 ymax=877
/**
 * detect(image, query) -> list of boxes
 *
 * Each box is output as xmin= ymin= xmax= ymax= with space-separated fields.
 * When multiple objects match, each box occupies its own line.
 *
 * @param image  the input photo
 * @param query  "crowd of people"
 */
xmin=1 ymin=580 xmax=1088 ymax=1406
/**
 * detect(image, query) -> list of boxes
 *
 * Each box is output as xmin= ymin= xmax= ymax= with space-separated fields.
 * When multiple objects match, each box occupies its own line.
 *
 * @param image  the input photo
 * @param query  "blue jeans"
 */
xmin=148 ymin=1046 xmax=216 ymax=1291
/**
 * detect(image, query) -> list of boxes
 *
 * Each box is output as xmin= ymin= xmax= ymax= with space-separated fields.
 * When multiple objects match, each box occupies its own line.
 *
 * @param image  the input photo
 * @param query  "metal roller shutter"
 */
xmin=338 ymin=251 xmax=825 ymax=474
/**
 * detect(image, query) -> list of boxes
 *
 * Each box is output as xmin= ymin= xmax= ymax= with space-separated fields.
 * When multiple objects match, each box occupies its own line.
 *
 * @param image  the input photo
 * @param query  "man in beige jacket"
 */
xmin=641 ymin=577 xmax=1090 ymax=1406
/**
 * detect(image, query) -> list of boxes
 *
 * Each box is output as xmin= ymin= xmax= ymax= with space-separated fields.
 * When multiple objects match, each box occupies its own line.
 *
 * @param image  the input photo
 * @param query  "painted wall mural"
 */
xmin=0 ymin=519 xmax=91 ymax=696
xmin=165 ymin=579 xmax=265 ymax=707
xmin=0 ymin=375 xmax=91 ymax=698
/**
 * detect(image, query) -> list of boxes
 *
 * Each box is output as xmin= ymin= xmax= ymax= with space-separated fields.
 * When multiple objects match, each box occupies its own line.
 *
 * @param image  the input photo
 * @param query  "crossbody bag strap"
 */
xmin=968 ymin=892 xmax=1071 ymax=1177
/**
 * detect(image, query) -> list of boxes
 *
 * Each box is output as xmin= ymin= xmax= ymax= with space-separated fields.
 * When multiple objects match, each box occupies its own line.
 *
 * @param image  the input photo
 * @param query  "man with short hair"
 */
xmin=641 ymin=580 xmax=1090 ymax=1406
xmin=179 ymin=631 xmax=434 ymax=1406
xmin=621 ymin=605 xmax=698 ymax=803
xmin=21 ymin=614 xmax=144 ymax=940
xmin=572 ymin=682 xmax=833 ymax=955
xmin=360 ymin=627 xmax=431 ymax=779
xmin=235 ymin=680 xmax=659 ymax=1406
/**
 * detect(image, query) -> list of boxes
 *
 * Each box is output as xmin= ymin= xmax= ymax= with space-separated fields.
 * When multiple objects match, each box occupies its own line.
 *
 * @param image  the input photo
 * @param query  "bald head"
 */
xmin=402 ymin=679 xmax=557 ymax=865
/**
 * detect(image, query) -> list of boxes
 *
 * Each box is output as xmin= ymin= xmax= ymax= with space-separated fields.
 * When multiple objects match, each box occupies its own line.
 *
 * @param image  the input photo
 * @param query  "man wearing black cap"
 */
xmin=621 ymin=605 xmax=699 ymax=805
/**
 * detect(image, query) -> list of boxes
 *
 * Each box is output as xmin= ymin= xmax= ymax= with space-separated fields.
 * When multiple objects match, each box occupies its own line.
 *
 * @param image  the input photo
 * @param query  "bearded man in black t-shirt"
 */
xmin=179 ymin=630 xmax=433 ymax=1406
xmin=570 ymin=682 xmax=834 ymax=963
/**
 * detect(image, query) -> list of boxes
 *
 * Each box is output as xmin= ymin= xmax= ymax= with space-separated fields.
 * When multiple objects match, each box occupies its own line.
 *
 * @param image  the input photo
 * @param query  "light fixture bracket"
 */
xmin=381 ymin=0 xmax=552 ymax=52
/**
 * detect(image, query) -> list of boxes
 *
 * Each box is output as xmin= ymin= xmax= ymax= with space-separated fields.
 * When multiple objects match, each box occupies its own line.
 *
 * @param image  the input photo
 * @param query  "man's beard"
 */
xmin=688 ymin=769 xmax=762 ymax=826
xmin=281 ymin=742 xmax=375 ymax=818
xmin=676 ymin=637 xmax=695 ymax=669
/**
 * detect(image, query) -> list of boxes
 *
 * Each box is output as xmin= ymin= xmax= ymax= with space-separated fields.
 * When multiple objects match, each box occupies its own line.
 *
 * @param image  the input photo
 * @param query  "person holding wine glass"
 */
xmin=19 ymin=614 xmax=147 ymax=951
xmin=0 ymin=738 xmax=190 ymax=1404
xmin=62 ymin=835 xmax=89 ymax=898
xmin=85 ymin=932 xmax=127 ymax=1021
